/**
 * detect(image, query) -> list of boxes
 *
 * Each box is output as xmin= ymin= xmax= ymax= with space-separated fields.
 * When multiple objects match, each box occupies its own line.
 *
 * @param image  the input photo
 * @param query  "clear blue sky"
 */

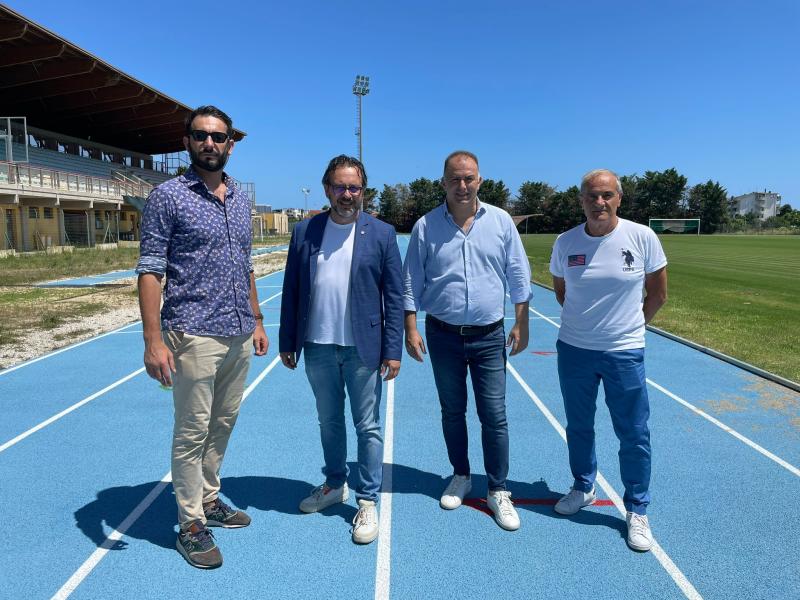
xmin=8 ymin=0 xmax=799 ymax=209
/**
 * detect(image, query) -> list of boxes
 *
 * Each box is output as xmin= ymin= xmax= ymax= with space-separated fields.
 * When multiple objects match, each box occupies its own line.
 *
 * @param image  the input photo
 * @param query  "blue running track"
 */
xmin=36 ymin=245 xmax=289 ymax=288
xmin=1 ymin=236 xmax=798 ymax=599
xmin=36 ymin=269 xmax=140 ymax=287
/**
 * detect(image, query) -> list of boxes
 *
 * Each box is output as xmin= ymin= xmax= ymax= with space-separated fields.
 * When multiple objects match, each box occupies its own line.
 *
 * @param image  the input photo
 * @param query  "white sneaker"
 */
xmin=553 ymin=486 xmax=596 ymax=515
xmin=487 ymin=490 xmax=520 ymax=531
xmin=440 ymin=475 xmax=472 ymax=510
xmin=352 ymin=499 xmax=379 ymax=544
xmin=299 ymin=482 xmax=349 ymax=513
xmin=626 ymin=512 xmax=653 ymax=552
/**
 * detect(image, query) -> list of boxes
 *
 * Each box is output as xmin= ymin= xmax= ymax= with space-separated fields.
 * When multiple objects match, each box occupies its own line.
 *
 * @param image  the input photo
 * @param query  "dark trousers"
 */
xmin=426 ymin=316 xmax=509 ymax=491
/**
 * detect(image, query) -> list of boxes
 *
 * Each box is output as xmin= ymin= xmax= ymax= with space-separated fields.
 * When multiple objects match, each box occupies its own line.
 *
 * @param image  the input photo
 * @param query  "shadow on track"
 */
xmin=390 ymin=463 xmax=625 ymax=537
xmin=74 ymin=468 xmax=624 ymax=551
xmin=74 ymin=474 xmax=358 ymax=551
xmin=74 ymin=481 xmax=177 ymax=550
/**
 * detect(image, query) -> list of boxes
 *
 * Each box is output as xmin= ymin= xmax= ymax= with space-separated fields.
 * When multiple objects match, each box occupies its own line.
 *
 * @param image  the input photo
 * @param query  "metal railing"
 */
xmin=0 ymin=160 xmax=152 ymax=199
xmin=151 ymin=152 xmax=190 ymax=175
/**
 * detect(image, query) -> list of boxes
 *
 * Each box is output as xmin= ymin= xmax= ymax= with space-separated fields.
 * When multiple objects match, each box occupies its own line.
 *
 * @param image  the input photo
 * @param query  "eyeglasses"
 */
xmin=330 ymin=185 xmax=363 ymax=196
xmin=189 ymin=130 xmax=230 ymax=143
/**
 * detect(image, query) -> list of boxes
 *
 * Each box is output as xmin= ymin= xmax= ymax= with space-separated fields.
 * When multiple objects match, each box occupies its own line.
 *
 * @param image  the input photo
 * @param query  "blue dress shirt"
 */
xmin=135 ymin=167 xmax=256 ymax=337
xmin=403 ymin=200 xmax=532 ymax=325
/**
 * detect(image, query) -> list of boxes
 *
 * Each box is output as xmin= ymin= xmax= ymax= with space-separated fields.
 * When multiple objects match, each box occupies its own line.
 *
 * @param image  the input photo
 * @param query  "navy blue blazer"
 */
xmin=279 ymin=211 xmax=404 ymax=371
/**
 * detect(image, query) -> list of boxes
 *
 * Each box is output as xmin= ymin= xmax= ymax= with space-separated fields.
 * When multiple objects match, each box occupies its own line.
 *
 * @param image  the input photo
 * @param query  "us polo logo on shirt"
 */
xmin=567 ymin=254 xmax=585 ymax=267
xmin=621 ymin=249 xmax=635 ymax=271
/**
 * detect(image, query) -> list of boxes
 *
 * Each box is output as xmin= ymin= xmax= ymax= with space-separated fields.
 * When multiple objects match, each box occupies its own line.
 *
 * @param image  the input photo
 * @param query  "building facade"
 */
xmin=730 ymin=191 xmax=780 ymax=220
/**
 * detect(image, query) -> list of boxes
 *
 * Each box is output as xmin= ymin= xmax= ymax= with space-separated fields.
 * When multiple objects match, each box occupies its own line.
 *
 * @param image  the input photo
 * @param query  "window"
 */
xmin=43 ymin=207 xmax=54 ymax=219
xmin=28 ymin=207 xmax=39 ymax=219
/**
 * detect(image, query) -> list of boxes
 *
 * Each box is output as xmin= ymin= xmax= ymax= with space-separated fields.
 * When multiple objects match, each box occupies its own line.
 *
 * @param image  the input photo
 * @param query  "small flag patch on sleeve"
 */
xmin=568 ymin=254 xmax=586 ymax=267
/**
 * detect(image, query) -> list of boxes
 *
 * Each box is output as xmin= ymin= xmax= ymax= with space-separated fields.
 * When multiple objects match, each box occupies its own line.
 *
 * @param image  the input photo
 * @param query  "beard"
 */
xmin=332 ymin=198 xmax=361 ymax=221
xmin=188 ymin=144 xmax=230 ymax=173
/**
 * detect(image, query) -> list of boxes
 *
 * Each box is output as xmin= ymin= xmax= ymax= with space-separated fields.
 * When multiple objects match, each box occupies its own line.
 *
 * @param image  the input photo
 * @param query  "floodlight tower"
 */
xmin=352 ymin=75 xmax=370 ymax=163
xmin=301 ymin=187 xmax=310 ymax=215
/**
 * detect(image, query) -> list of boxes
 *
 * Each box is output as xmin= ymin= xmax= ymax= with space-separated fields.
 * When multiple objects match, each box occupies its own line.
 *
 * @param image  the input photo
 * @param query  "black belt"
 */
xmin=426 ymin=315 xmax=504 ymax=336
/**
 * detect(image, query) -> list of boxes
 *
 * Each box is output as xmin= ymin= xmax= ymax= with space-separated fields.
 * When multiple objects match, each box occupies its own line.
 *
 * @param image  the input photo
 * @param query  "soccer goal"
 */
xmin=648 ymin=218 xmax=700 ymax=235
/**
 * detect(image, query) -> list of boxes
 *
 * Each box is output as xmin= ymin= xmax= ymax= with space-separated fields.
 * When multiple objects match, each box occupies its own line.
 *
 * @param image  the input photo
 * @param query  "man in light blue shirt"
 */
xmin=403 ymin=150 xmax=531 ymax=531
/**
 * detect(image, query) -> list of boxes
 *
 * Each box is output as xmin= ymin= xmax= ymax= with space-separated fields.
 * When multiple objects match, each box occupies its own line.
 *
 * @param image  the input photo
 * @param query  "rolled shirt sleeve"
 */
xmin=135 ymin=187 xmax=173 ymax=276
xmin=502 ymin=212 xmax=532 ymax=305
xmin=402 ymin=220 xmax=426 ymax=312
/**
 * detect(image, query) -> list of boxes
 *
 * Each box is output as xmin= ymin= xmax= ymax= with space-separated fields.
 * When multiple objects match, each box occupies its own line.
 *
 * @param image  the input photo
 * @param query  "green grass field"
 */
xmin=521 ymin=234 xmax=800 ymax=384
xmin=0 ymin=248 xmax=140 ymax=286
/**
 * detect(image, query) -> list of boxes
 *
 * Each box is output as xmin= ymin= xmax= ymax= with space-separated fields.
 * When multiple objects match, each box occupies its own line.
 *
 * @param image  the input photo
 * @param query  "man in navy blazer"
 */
xmin=279 ymin=155 xmax=403 ymax=544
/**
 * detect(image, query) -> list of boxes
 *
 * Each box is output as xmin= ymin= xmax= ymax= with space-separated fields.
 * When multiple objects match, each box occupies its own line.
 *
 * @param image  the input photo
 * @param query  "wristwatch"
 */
xmin=254 ymin=313 xmax=264 ymax=320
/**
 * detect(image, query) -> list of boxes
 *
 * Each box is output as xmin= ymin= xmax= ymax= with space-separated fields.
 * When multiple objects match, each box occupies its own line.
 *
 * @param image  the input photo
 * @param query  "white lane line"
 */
xmin=646 ymin=379 xmax=800 ymax=477
xmin=528 ymin=306 xmax=561 ymax=328
xmin=0 ymin=321 xmax=140 ymax=377
xmin=505 ymin=316 xmax=560 ymax=321
xmin=528 ymin=305 xmax=800 ymax=479
xmin=508 ymin=363 xmax=702 ymax=600
xmin=111 ymin=290 xmax=282 ymax=335
xmin=375 ymin=379 xmax=395 ymax=600
xmin=260 ymin=291 xmax=282 ymax=305
xmin=51 ymin=473 xmax=173 ymax=600
xmin=2 ymin=287 xmax=284 ymax=450
xmin=52 ymin=354 xmax=282 ymax=599
xmin=242 ymin=355 xmax=282 ymax=396
xmin=1 ymin=271 xmax=284 ymax=378
xmin=0 ymin=368 xmax=146 ymax=454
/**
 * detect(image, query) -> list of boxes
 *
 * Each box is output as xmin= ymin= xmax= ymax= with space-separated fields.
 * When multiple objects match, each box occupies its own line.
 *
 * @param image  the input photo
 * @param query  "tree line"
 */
xmin=357 ymin=168 xmax=799 ymax=234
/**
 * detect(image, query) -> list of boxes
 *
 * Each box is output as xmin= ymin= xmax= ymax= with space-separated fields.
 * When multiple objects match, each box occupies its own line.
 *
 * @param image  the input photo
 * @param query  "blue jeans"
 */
xmin=425 ymin=317 xmax=509 ymax=491
xmin=556 ymin=340 xmax=651 ymax=515
xmin=303 ymin=343 xmax=383 ymax=503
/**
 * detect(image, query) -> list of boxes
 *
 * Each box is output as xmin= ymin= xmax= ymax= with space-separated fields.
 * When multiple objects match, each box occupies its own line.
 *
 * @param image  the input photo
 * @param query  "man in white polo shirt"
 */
xmin=549 ymin=169 xmax=668 ymax=552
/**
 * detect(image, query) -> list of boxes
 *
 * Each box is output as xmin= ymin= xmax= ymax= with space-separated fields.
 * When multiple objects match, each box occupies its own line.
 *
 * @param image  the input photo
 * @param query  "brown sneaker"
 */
xmin=204 ymin=498 xmax=251 ymax=528
xmin=176 ymin=521 xmax=222 ymax=569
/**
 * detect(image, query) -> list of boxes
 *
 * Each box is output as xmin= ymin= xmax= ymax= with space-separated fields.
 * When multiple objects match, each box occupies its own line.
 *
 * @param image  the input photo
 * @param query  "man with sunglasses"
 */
xmin=279 ymin=155 xmax=403 ymax=544
xmin=137 ymin=105 xmax=268 ymax=569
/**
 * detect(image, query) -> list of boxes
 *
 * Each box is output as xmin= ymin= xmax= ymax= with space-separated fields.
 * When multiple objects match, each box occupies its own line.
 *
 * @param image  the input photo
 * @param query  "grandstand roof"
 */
xmin=0 ymin=4 xmax=246 ymax=155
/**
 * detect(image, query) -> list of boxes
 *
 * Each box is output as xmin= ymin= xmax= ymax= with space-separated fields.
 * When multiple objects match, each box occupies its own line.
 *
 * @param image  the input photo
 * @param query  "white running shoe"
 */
xmin=299 ymin=482 xmax=349 ymax=513
xmin=626 ymin=512 xmax=653 ymax=552
xmin=440 ymin=475 xmax=472 ymax=510
xmin=553 ymin=486 xmax=596 ymax=515
xmin=487 ymin=490 xmax=520 ymax=531
xmin=352 ymin=499 xmax=379 ymax=544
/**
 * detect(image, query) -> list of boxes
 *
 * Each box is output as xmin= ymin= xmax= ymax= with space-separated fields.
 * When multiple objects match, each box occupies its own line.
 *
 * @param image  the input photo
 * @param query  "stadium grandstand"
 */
xmin=0 ymin=4 xmax=250 ymax=252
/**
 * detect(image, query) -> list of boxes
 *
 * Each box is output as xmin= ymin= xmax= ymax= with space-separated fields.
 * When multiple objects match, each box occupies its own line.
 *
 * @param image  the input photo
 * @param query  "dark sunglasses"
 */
xmin=331 ymin=185 xmax=363 ymax=195
xmin=189 ymin=130 xmax=230 ymax=143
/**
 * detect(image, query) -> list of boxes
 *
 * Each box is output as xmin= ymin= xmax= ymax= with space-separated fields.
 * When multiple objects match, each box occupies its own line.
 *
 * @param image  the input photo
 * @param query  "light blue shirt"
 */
xmin=403 ymin=200 xmax=532 ymax=325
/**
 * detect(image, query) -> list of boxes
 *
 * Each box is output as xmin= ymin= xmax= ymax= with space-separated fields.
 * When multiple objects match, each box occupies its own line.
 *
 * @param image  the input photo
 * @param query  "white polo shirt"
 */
xmin=549 ymin=218 xmax=667 ymax=351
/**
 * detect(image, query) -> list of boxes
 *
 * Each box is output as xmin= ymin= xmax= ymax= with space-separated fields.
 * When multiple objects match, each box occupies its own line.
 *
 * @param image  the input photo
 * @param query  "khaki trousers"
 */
xmin=164 ymin=331 xmax=253 ymax=527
